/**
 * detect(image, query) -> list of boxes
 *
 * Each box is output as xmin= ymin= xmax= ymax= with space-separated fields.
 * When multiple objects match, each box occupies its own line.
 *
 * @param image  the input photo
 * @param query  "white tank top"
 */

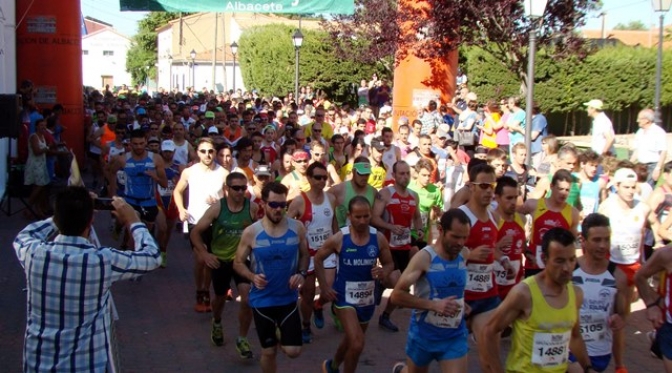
xmin=602 ymin=197 xmax=647 ymax=264
xmin=89 ymin=123 xmax=102 ymax=154
xmin=173 ymin=140 xmax=190 ymax=165
xmin=186 ymin=164 xmax=227 ymax=224
xmin=304 ymin=194 xmax=334 ymax=250
xmin=572 ymin=265 xmax=617 ymax=356
xmin=382 ymin=146 xmax=398 ymax=179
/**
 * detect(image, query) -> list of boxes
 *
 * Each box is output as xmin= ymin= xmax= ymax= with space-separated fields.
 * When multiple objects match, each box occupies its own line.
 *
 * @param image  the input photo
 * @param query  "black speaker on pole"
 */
xmin=0 ymin=94 xmax=21 ymax=139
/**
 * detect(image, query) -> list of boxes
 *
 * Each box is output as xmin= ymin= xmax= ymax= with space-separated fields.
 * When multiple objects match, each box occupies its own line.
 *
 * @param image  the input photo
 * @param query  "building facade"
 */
xmin=81 ymin=18 xmax=132 ymax=89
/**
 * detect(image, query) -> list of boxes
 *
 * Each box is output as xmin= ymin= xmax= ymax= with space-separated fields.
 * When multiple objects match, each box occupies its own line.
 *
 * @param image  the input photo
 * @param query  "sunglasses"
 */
xmin=313 ymin=129 xmax=322 ymax=133
xmin=228 ymin=185 xmax=247 ymax=192
xmin=267 ymin=201 xmax=288 ymax=209
xmin=294 ymin=159 xmax=308 ymax=164
xmin=312 ymin=175 xmax=328 ymax=181
xmin=199 ymin=149 xmax=215 ymax=154
xmin=472 ymin=182 xmax=496 ymax=190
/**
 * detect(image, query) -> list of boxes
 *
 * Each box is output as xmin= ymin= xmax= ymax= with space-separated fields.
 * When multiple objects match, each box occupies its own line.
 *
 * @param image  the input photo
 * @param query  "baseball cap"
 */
xmin=136 ymin=108 xmax=147 ymax=115
xmin=161 ymin=140 xmax=176 ymax=152
xmin=254 ymin=164 xmax=272 ymax=177
xmin=292 ymin=150 xmax=310 ymax=161
xmin=398 ymin=116 xmax=410 ymax=125
xmin=205 ymin=111 xmax=215 ymax=119
xmin=353 ymin=162 xmax=372 ymax=175
xmin=583 ymin=99 xmax=604 ymax=111
xmin=370 ymin=137 xmax=386 ymax=152
xmin=147 ymin=136 xmax=160 ymax=145
xmin=613 ymin=168 xmax=637 ymax=184
xmin=107 ymin=115 xmax=117 ymax=124
xmin=208 ymin=126 xmax=219 ymax=134
xmin=466 ymin=92 xmax=478 ymax=102
xmin=437 ymin=130 xmax=450 ymax=139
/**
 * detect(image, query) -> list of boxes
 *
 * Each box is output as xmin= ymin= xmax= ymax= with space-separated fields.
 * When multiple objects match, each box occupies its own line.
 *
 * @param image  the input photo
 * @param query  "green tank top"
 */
xmin=211 ymin=198 xmax=253 ymax=261
xmin=545 ymin=173 xmax=581 ymax=208
xmin=335 ymin=181 xmax=376 ymax=228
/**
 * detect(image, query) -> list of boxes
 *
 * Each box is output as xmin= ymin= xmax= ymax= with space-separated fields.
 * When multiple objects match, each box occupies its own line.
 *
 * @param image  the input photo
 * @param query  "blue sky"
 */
xmin=84 ymin=0 xmax=663 ymax=38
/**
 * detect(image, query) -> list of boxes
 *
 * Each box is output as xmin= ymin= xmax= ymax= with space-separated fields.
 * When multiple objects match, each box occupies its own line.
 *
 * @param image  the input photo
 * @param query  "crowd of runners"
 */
xmin=14 ymin=83 xmax=672 ymax=373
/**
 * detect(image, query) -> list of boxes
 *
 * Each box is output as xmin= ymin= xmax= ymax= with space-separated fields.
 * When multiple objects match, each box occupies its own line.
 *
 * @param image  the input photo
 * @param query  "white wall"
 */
xmin=0 ymin=0 xmax=17 ymax=194
xmin=82 ymin=29 xmax=132 ymax=89
xmin=156 ymin=28 xmax=172 ymax=90
xmin=163 ymin=61 xmax=244 ymax=93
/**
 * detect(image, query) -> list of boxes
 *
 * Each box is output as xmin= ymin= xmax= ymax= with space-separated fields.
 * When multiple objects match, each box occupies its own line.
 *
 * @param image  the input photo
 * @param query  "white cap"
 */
xmin=161 ymin=140 xmax=176 ymax=152
xmin=613 ymin=168 xmax=637 ymax=184
xmin=208 ymin=126 xmax=219 ymax=134
xmin=583 ymin=99 xmax=604 ymax=111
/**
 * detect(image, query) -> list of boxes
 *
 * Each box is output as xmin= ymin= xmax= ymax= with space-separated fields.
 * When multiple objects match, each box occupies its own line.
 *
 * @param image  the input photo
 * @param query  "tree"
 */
xmin=324 ymin=0 xmax=601 ymax=88
xmin=126 ymin=12 xmax=188 ymax=86
xmin=238 ymin=24 xmax=386 ymax=103
xmin=614 ymin=20 xmax=648 ymax=31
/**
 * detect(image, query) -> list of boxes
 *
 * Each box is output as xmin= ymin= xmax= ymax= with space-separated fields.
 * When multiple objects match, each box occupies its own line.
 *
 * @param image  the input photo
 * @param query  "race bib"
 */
xmin=420 ymin=211 xmax=429 ymax=229
xmin=157 ymin=180 xmax=176 ymax=197
xmin=116 ymin=170 xmax=126 ymax=186
xmin=307 ymin=227 xmax=330 ymax=249
xmin=579 ymin=314 xmax=607 ymax=343
xmin=531 ymin=331 xmax=570 ymax=367
xmin=425 ymin=298 xmax=464 ymax=329
xmin=465 ymin=262 xmax=493 ymax=293
xmin=581 ymin=197 xmax=597 ymax=215
xmin=390 ymin=228 xmax=411 ymax=247
xmin=345 ymin=281 xmax=375 ymax=307
xmin=536 ymin=246 xmax=546 ymax=269
xmin=613 ymin=233 xmax=640 ymax=260
xmin=493 ymin=259 xmax=521 ymax=286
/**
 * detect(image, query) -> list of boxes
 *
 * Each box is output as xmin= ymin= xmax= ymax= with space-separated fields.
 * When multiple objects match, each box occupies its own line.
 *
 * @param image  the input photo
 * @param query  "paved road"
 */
xmin=0 ymin=199 xmax=666 ymax=372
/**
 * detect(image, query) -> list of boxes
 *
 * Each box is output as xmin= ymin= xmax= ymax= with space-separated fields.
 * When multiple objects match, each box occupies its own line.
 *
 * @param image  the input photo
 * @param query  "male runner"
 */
xmin=577 ymin=150 xmax=606 ymax=219
xmin=408 ymin=159 xmax=444 ymax=244
xmin=234 ymin=182 xmax=309 ymax=373
xmin=529 ymin=145 xmax=583 ymax=209
xmin=281 ymin=150 xmax=311 ymax=201
xmin=389 ymin=209 xmax=472 ymax=373
xmin=173 ymin=138 xmax=229 ymax=312
xmin=380 ymin=127 xmax=401 ymax=180
xmin=519 ymin=169 xmax=580 ymax=277
xmin=482 ymin=227 xmax=595 ymax=373
xmin=634 ymin=244 xmax=672 ymax=372
xmin=568 ymin=213 xmax=627 ymax=373
xmin=493 ymin=176 xmax=526 ymax=299
xmin=155 ymin=140 xmax=183 ymax=267
xmin=191 ymin=172 xmax=258 ymax=358
xmin=457 ymin=163 xmax=508 ymax=371
xmin=286 ymin=162 xmax=338 ymax=342
xmin=371 ymin=161 xmax=424 ymax=332
xmin=329 ymin=156 xmax=378 ymax=229
xmin=316 ymin=196 xmax=394 ymax=373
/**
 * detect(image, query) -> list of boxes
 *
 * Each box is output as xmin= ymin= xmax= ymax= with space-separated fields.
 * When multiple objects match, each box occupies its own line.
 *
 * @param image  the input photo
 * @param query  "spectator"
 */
xmin=419 ymin=100 xmax=443 ymax=135
xmin=530 ymin=102 xmax=549 ymax=169
xmin=25 ymin=118 xmax=52 ymax=218
xmin=493 ymin=98 xmax=511 ymax=153
xmin=357 ymin=79 xmax=369 ymax=107
xmin=631 ymin=108 xmax=667 ymax=187
xmin=536 ymin=134 xmax=560 ymax=177
xmin=505 ymin=96 xmax=526 ymax=150
xmin=584 ymin=99 xmax=615 ymax=157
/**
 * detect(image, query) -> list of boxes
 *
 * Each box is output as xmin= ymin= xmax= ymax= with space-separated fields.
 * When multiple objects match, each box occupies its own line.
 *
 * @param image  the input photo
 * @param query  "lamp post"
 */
xmin=523 ymin=0 xmax=548 ymax=166
xmin=190 ymin=49 xmax=196 ymax=90
xmin=292 ymin=29 xmax=304 ymax=101
xmin=168 ymin=55 xmax=173 ymax=92
xmin=653 ymin=0 xmax=672 ymax=126
xmin=231 ymin=41 xmax=238 ymax=92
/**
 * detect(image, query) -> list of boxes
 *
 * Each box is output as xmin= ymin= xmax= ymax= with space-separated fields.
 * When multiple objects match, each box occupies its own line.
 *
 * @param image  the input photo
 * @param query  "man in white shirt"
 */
xmin=631 ymin=108 xmax=668 ymax=186
xmin=584 ymin=99 xmax=615 ymax=156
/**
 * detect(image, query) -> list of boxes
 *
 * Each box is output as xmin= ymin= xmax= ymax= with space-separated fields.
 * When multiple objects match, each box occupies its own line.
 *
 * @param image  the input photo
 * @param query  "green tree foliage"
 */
xmin=126 ymin=12 xmax=187 ymax=86
xmin=614 ymin=20 xmax=648 ymax=31
xmin=238 ymin=24 xmax=386 ymax=104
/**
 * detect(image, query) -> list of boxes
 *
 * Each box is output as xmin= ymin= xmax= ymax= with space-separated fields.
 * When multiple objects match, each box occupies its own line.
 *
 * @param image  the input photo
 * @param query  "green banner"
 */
xmin=119 ymin=0 xmax=355 ymax=14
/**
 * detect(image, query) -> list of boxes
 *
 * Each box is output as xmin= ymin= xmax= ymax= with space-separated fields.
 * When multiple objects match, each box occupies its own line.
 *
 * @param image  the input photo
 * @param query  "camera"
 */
xmin=94 ymin=198 xmax=115 ymax=211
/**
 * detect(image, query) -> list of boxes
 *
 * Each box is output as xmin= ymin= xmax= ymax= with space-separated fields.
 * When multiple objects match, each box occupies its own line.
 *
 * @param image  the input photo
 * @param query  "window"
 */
xmin=82 ymin=50 xmax=89 ymax=55
xmin=103 ymin=50 xmax=114 ymax=56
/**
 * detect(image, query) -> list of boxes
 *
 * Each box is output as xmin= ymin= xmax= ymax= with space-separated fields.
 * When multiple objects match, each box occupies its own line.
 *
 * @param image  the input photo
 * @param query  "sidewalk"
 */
xmin=0 ymin=202 xmax=665 ymax=372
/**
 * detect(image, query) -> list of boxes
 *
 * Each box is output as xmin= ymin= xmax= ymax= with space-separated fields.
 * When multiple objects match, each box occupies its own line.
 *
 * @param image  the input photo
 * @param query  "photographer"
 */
xmin=13 ymin=187 xmax=161 ymax=373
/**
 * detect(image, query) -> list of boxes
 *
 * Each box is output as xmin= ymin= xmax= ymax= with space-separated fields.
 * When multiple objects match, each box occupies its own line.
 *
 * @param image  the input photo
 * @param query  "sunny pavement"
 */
xmin=0 ymin=199 xmax=666 ymax=372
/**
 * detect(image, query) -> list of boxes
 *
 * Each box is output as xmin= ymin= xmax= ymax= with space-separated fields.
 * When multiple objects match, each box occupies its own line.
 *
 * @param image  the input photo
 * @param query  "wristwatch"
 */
xmin=297 ymin=270 xmax=308 ymax=279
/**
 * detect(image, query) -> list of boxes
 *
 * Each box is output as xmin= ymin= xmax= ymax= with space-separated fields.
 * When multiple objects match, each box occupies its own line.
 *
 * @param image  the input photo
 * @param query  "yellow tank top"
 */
xmin=506 ymin=276 xmax=576 ymax=373
xmin=340 ymin=162 xmax=354 ymax=182
xmin=368 ymin=165 xmax=387 ymax=190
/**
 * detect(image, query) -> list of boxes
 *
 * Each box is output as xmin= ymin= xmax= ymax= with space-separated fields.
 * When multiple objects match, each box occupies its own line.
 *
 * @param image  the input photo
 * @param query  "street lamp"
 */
xmin=523 ymin=0 xmax=548 ymax=166
xmin=231 ymin=41 xmax=238 ymax=92
xmin=292 ymin=29 xmax=304 ymax=101
xmin=653 ymin=0 xmax=672 ymax=125
xmin=190 ymin=49 xmax=196 ymax=90
xmin=168 ymin=55 xmax=173 ymax=92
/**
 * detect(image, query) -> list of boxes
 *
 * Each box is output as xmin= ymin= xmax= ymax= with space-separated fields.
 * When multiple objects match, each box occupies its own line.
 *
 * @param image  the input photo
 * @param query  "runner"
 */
xmin=389 ymin=209 xmax=472 ymax=373
xmin=450 ymin=148 xmax=508 ymax=208
xmin=286 ymin=162 xmax=337 ymax=343
xmin=456 ymin=163 xmax=507 ymax=371
xmin=309 ymin=141 xmax=342 ymax=187
xmin=568 ymin=213 xmax=628 ymax=373
xmin=281 ymin=150 xmax=311 ymax=201
xmin=368 ymin=137 xmax=389 ymax=190
xmin=191 ymin=172 xmax=258 ymax=359
xmin=173 ymin=138 xmax=229 ymax=313
xmin=529 ymin=145 xmax=583 ymax=209
xmin=171 ymin=122 xmax=195 ymax=166
xmin=647 ymin=161 xmax=672 ymax=246
xmin=233 ymin=137 xmax=258 ymax=183
xmin=371 ymin=161 xmax=423 ymax=332
xmin=577 ymin=150 xmax=606 ymax=219
xmin=234 ymin=182 xmax=309 ymax=373
xmin=380 ymin=128 xmax=401 ymax=180
xmin=519 ymin=169 xmax=580 ymax=278
xmin=482 ymin=227 xmax=595 ymax=373
xmin=154 ymin=140 xmax=184 ymax=267
xmin=315 ymin=196 xmax=394 ymax=373
xmin=408 ymin=159 xmax=444 ymax=244
xmin=493 ymin=176 xmax=526 ymax=299
xmin=107 ymin=129 xmax=168 ymax=233
xmin=329 ymin=157 xmax=378 ymax=229
xmin=634 ymin=245 xmax=672 ymax=372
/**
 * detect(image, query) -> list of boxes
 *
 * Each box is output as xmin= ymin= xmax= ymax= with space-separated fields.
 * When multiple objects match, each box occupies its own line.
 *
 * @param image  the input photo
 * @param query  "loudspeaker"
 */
xmin=0 ymin=94 xmax=21 ymax=139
